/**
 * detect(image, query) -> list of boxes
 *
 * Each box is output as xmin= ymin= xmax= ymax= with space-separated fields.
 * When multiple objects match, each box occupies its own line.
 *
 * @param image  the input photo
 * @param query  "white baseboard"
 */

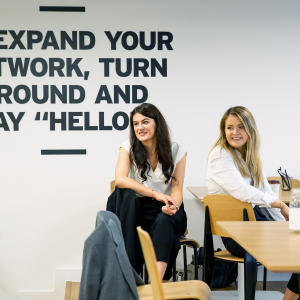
xmin=212 ymin=290 xmax=284 ymax=300
xmin=17 ymin=269 xmax=82 ymax=300
xmin=16 ymin=265 xmax=291 ymax=300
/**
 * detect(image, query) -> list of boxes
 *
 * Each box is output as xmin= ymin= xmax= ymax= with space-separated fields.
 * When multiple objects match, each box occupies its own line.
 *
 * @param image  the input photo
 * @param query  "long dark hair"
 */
xmin=129 ymin=103 xmax=174 ymax=184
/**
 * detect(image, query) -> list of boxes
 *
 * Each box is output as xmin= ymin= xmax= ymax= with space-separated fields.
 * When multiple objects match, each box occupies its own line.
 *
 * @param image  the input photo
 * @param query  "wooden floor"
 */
xmin=212 ymin=281 xmax=288 ymax=294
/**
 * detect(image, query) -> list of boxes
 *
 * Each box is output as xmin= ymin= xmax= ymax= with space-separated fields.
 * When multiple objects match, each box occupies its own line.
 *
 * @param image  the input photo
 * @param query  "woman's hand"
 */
xmin=271 ymin=199 xmax=289 ymax=221
xmin=281 ymin=202 xmax=289 ymax=221
xmin=153 ymin=191 xmax=179 ymax=209
xmin=162 ymin=204 xmax=178 ymax=216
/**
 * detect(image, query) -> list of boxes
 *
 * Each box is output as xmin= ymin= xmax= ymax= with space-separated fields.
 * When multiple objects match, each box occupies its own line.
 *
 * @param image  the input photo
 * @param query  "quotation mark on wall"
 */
xmin=35 ymin=112 xmax=48 ymax=121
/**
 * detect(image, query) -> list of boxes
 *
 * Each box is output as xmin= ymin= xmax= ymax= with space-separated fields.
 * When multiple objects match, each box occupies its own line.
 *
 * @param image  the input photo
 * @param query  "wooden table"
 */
xmin=217 ymin=221 xmax=300 ymax=299
xmin=187 ymin=186 xmax=295 ymax=204
xmin=278 ymin=189 xmax=294 ymax=204
xmin=186 ymin=186 xmax=208 ymax=202
xmin=216 ymin=221 xmax=300 ymax=272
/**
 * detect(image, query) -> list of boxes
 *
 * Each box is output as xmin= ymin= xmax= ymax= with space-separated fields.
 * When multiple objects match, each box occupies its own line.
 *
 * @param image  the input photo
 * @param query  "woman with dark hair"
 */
xmin=115 ymin=103 xmax=187 ymax=282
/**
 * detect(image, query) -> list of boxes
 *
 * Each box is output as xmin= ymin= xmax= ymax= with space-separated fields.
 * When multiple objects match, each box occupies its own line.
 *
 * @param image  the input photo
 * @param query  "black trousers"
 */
xmin=287 ymin=274 xmax=299 ymax=294
xmin=139 ymin=197 xmax=187 ymax=280
xmin=222 ymin=206 xmax=298 ymax=294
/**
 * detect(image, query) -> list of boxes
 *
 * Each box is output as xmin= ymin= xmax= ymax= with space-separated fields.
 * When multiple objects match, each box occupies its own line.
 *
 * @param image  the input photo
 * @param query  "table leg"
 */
xmin=238 ymin=263 xmax=244 ymax=298
xmin=263 ymin=267 xmax=267 ymax=290
xmin=244 ymin=250 xmax=257 ymax=300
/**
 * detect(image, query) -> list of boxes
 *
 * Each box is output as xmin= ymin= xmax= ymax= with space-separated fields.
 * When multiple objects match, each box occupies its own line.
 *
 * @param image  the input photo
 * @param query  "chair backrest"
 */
xmin=64 ymin=281 xmax=80 ymax=300
xmin=137 ymin=226 xmax=165 ymax=300
xmin=267 ymin=176 xmax=300 ymax=188
xmin=203 ymin=194 xmax=256 ymax=237
xmin=110 ymin=180 xmax=116 ymax=194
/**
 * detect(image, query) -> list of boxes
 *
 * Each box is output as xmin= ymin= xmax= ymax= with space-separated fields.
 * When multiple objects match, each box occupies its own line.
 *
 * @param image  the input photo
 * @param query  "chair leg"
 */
xmin=263 ymin=267 xmax=267 ymax=290
xmin=244 ymin=250 xmax=257 ymax=300
xmin=203 ymin=206 xmax=214 ymax=288
xmin=144 ymin=265 xmax=149 ymax=284
xmin=183 ymin=245 xmax=187 ymax=280
xmin=173 ymin=260 xmax=177 ymax=282
xmin=193 ymin=244 xmax=198 ymax=280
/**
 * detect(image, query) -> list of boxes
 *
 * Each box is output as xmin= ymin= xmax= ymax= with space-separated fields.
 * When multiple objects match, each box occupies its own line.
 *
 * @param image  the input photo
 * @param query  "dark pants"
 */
xmin=139 ymin=197 xmax=187 ymax=280
xmin=287 ymin=274 xmax=299 ymax=294
xmin=222 ymin=206 xmax=298 ymax=294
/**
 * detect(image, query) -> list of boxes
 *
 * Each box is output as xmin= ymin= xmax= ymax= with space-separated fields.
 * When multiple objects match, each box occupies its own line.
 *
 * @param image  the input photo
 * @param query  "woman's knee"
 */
xmin=154 ymin=212 xmax=172 ymax=228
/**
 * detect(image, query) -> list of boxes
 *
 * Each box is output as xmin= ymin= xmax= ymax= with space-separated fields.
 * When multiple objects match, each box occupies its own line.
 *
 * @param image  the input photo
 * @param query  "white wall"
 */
xmin=1 ymin=1 xmax=300 ymax=299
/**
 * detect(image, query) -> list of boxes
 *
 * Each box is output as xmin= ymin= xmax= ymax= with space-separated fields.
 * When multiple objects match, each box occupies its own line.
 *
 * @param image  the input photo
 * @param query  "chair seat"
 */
xmin=214 ymin=250 xmax=265 ymax=266
xmin=214 ymin=249 xmax=244 ymax=263
xmin=137 ymin=280 xmax=211 ymax=300
xmin=179 ymin=236 xmax=200 ymax=248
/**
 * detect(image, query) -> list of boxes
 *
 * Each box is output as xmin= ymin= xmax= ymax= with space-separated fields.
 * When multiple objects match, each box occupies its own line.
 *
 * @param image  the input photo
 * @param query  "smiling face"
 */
xmin=225 ymin=114 xmax=249 ymax=155
xmin=132 ymin=113 xmax=156 ymax=144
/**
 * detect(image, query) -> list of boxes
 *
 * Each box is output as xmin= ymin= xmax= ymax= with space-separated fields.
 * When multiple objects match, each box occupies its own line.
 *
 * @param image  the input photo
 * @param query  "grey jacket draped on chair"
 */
xmin=78 ymin=211 xmax=144 ymax=300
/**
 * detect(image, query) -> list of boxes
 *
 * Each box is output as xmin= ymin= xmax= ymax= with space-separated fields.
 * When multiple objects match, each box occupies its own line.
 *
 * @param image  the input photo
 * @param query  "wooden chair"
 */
xmin=203 ymin=194 xmax=266 ymax=300
xmin=64 ymin=229 xmax=210 ymax=300
xmin=267 ymin=176 xmax=300 ymax=188
xmin=177 ymin=230 xmax=200 ymax=281
xmin=64 ymin=281 xmax=80 ymax=300
xmin=110 ymin=179 xmax=116 ymax=194
xmin=110 ymin=180 xmax=201 ymax=281
xmin=136 ymin=226 xmax=211 ymax=300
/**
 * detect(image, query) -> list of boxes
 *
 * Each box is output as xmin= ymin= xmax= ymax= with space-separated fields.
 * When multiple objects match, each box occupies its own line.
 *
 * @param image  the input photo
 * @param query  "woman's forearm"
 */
xmin=115 ymin=176 xmax=154 ymax=198
xmin=116 ymin=176 xmax=179 ymax=208
xmin=271 ymin=199 xmax=289 ymax=220
xmin=170 ymin=154 xmax=186 ymax=208
xmin=171 ymin=190 xmax=183 ymax=207
xmin=271 ymin=199 xmax=283 ymax=209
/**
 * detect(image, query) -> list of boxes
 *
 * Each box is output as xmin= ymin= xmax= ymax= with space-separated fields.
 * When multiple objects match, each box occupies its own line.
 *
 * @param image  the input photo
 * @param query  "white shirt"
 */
xmin=121 ymin=140 xmax=187 ymax=197
xmin=207 ymin=146 xmax=285 ymax=221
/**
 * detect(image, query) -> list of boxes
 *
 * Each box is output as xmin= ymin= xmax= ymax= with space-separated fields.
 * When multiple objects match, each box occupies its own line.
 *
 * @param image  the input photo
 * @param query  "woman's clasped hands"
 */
xmin=153 ymin=191 xmax=179 ymax=216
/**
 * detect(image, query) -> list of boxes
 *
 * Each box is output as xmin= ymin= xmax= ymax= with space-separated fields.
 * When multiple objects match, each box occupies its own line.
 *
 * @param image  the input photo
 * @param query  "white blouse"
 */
xmin=121 ymin=140 xmax=187 ymax=197
xmin=207 ymin=146 xmax=285 ymax=221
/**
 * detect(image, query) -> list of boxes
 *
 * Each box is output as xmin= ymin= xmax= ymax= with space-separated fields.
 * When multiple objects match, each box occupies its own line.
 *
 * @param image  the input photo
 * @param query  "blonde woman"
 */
xmin=207 ymin=106 xmax=297 ymax=300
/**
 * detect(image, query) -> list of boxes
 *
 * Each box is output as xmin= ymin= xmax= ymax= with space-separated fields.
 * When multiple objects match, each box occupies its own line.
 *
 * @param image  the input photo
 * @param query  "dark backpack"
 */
xmin=197 ymin=247 xmax=238 ymax=288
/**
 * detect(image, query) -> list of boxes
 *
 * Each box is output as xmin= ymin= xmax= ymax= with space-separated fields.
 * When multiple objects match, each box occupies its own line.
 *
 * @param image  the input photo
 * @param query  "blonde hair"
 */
xmin=210 ymin=106 xmax=264 ymax=188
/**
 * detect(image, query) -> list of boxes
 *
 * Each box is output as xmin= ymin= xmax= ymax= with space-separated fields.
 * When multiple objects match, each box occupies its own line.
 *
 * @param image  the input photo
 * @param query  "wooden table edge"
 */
xmin=187 ymin=186 xmax=293 ymax=204
xmin=216 ymin=221 xmax=300 ymax=273
xmin=186 ymin=187 xmax=205 ymax=203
